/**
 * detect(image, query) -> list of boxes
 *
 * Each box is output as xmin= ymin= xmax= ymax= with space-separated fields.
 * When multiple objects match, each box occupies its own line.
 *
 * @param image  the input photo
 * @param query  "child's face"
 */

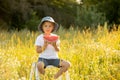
xmin=42 ymin=21 xmax=54 ymax=34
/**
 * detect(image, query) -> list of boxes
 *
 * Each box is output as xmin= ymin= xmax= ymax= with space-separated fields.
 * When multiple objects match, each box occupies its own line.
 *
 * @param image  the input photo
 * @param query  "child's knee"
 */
xmin=37 ymin=61 xmax=44 ymax=69
xmin=66 ymin=61 xmax=71 ymax=68
xmin=61 ymin=60 xmax=71 ymax=68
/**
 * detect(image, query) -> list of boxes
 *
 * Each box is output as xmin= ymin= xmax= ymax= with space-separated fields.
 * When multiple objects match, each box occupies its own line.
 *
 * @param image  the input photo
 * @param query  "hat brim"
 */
xmin=38 ymin=21 xmax=59 ymax=32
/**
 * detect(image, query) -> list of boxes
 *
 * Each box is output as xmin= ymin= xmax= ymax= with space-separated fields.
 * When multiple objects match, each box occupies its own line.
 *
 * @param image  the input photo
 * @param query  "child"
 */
xmin=35 ymin=16 xmax=70 ymax=79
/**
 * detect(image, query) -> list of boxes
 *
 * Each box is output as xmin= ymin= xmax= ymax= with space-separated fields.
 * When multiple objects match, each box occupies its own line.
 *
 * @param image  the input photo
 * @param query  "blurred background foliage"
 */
xmin=0 ymin=0 xmax=120 ymax=31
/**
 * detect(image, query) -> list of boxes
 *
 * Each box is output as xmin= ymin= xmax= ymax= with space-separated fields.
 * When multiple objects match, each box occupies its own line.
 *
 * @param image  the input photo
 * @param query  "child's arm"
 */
xmin=36 ymin=46 xmax=42 ymax=53
xmin=36 ymin=40 xmax=48 ymax=53
xmin=51 ymin=42 xmax=60 ymax=52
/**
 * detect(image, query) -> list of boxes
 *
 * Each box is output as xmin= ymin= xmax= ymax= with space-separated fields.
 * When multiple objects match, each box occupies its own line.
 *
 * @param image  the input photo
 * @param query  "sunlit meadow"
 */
xmin=0 ymin=24 xmax=120 ymax=80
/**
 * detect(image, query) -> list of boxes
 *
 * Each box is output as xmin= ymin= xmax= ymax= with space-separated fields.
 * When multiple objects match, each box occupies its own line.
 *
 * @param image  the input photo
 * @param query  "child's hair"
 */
xmin=38 ymin=16 xmax=59 ymax=33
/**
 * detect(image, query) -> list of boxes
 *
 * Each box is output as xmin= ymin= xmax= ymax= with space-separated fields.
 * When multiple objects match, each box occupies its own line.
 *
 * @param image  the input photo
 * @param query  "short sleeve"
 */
xmin=56 ymin=39 xmax=60 ymax=47
xmin=35 ymin=35 xmax=44 ymax=46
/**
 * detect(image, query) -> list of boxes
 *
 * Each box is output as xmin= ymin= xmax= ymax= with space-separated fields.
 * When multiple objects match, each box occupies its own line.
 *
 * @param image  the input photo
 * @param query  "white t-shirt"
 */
xmin=35 ymin=33 xmax=60 ymax=59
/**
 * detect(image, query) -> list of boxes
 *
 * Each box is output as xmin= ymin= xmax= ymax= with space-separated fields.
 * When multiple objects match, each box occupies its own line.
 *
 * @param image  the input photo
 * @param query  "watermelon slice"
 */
xmin=44 ymin=35 xmax=59 ymax=42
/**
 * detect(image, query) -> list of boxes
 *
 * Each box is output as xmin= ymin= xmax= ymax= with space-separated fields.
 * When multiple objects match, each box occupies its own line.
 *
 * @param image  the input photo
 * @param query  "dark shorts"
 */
xmin=38 ymin=58 xmax=62 ymax=68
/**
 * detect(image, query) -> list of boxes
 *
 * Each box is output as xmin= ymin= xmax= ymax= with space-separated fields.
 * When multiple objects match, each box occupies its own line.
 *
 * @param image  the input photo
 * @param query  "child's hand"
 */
xmin=41 ymin=39 xmax=49 ymax=51
xmin=44 ymin=39 xmax=48 ymax=47
xmin=51 ymin=41 xmax=57 ymax=47
xmin=51 ymin=41 xmax=60 ymax=51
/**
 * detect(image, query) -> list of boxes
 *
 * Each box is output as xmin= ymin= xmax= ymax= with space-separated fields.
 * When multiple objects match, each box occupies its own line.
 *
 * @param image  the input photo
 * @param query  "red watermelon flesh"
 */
xmin=44 ymin=35 xmax=58 ymax=42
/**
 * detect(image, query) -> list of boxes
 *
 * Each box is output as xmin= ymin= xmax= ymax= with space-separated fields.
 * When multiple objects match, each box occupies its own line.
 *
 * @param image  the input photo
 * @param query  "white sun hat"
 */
xmin=38 ymin=16 xmax=59 ymax=32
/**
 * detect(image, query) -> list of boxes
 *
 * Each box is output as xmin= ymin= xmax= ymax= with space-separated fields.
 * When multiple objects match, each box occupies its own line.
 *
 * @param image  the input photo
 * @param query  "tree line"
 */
xmin=0 ymin=0 xmax=120 ymax=31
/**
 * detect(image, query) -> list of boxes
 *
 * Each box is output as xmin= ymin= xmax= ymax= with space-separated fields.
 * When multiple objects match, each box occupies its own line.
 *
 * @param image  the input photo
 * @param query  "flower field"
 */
xmin=0 ymin=25 xmax=120 ymax=80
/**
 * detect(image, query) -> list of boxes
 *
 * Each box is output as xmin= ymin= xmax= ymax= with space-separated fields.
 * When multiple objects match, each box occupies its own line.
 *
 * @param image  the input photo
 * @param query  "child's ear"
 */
xmin=51 ymin=26 xmax=55 ymax=32
xmin=51 ymin=29 xmax=54 ymax=32
xmin=41 ymin=27 xmax=44 ymax=33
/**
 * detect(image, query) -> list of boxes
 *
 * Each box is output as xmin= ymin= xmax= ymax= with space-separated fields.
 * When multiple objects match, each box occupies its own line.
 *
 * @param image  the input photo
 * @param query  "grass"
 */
xmin=0 ymin=25 xmax=120 ymax=80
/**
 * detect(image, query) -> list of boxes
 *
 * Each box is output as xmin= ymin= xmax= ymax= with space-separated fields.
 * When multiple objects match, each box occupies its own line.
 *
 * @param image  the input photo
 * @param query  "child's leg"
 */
xmin=54 ymin=60 xmax=71 ymax=79
xmin=37 ymin=61 xmax=45 ymax=75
